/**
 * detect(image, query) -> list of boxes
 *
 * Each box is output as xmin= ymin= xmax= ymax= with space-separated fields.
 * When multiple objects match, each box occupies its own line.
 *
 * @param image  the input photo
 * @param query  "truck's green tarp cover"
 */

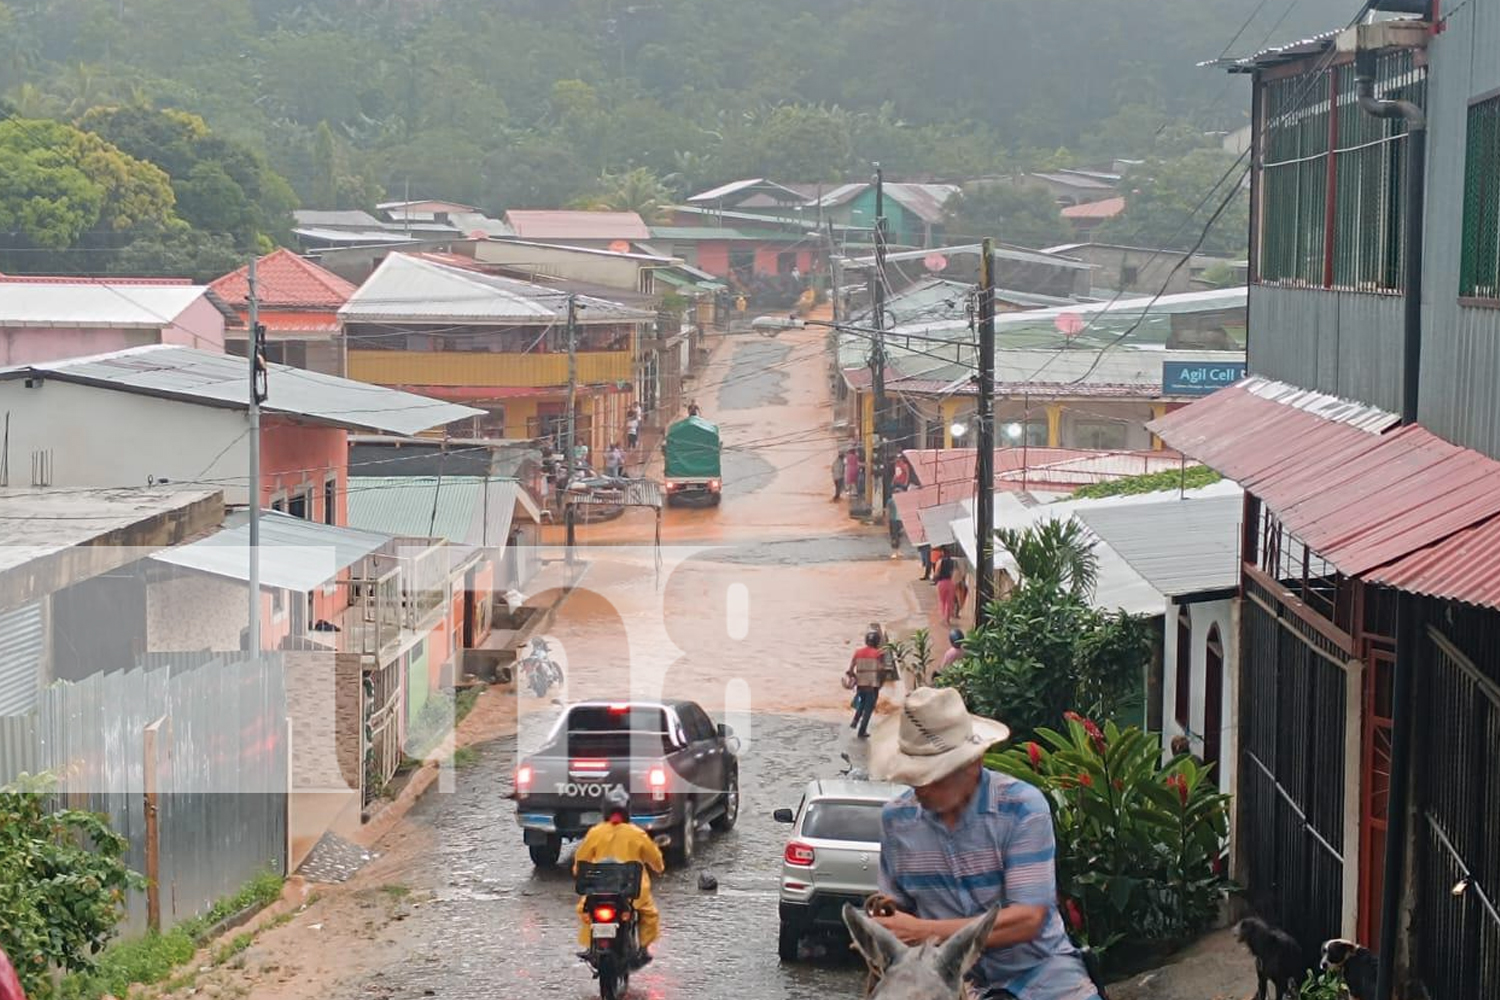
xmin=663 ymin=416 xmax=722 ymax=478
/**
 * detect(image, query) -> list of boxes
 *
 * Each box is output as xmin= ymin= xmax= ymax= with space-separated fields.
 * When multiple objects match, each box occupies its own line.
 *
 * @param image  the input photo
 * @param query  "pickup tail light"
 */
xmin=785 ymin=842 xmax=816 ymax=867
xmin=515 ymin=765 xmax=532 ymax=796
xmin=648 ymin=765 xmax=668 ymax=801
xmin=592 ymin=904 xmax=617 ymax=924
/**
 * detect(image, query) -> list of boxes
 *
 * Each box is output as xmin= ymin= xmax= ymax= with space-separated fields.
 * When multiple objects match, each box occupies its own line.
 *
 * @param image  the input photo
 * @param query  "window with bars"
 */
xmin=1461 ymin=95 xmax=1500 ymax=300
xmin=1258 ymin=51 xmax=1425 ymax=292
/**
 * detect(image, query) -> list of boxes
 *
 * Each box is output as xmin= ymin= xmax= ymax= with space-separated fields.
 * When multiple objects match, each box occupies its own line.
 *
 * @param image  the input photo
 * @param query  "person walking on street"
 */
xmin=832 ymin=450 xmax=847 ymax=500
xmin=918 ymin=540 xmax=933 ymax=580
xmin=844 ymin=446 xmax=861 ymax=500
xmin=605 ymin=443 xmax=625 ymax=478
xmin=891 ymin=455 xmax=911 ymax=492
xmin=937 ymin=628 xmax=967 ymax=675
xmin=626 ymin=411 xmax=640 ymax=451
xmin=864 ymin=687 xmax=1103 ymax=1000
xmin=846 ymin=630 xmax=885 ymax=738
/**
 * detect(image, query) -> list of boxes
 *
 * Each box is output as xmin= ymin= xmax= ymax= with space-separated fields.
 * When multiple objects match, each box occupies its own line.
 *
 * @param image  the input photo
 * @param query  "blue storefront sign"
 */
xmin=1162 ymin=360 xmax=1247 ymax=396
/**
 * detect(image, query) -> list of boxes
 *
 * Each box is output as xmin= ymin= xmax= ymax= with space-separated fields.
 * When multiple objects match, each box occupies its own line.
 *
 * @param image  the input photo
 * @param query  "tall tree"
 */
xmin=943 ymin=183 xmax=1073 ymax=249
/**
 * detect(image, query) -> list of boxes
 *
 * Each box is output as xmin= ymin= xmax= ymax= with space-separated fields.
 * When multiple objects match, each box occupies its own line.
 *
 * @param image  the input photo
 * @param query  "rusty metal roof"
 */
xmin=1368 ymin=518 xmax=1500 ymax=608
xmin=1149 ymin=379 xmax=1500 ymax=598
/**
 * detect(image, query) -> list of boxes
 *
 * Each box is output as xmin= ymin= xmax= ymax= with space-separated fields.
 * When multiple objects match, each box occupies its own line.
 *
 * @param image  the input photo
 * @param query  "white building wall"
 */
xmin=0 ymin=380 xmax=252 ymax=502
xmin=1161 ymin=596 xmax=1238 ymax=796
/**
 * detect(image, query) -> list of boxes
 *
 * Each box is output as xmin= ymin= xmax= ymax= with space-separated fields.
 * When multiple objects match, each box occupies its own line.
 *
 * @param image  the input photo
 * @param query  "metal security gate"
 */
xmin=1416 ymin=624 xmax=1500 ymax=1000
xmin=1242 ymin=574 xmax=1349 ymax=957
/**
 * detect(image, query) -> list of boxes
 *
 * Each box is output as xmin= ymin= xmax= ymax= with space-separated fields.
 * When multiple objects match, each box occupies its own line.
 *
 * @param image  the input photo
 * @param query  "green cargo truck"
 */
xmin=662 ymin=416 xmax=722 ymax=506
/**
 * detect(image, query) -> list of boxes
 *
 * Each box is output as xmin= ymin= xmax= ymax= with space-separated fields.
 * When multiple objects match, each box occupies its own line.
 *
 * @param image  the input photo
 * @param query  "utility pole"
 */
xmin=563 ymin=294 xmax=579 ymax=556
xmin=247 ymin=255 xmax=264 ymax=656
xmin=869 ymin=163 xmax=889 ymax=519
xmin=974 ymin=239 xmax=997 ymax=628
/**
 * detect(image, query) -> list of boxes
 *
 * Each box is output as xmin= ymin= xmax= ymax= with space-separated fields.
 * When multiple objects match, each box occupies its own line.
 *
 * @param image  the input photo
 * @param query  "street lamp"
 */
xmin=1004 ymin=422 xmax=1023 ymax=442
xmin=950 ymin=421 xmax=968 ymax=440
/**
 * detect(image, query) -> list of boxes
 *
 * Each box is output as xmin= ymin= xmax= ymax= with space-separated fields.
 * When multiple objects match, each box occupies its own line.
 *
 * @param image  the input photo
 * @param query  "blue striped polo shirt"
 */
xmin=878 ymin=769 xmax=1100 ymax=1000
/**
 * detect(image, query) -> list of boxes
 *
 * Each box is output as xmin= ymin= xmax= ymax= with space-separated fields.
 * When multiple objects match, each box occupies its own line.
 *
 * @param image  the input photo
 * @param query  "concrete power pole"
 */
xmin=869 ymin=164 xmax=889 ymax=519
xmin=975 ymin=239 xmax=997 ymax=627
xmin=248 ymin=255 xmax=264 ymax=656
xmin=563 ymin=294 xmax=579 ymax=554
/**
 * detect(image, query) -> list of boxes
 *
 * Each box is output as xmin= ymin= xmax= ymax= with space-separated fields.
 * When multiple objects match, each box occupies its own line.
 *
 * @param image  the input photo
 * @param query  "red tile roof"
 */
xmin=503 ymin=211 xmax=651 ymax=241
xmin=1062 ymin=197 xmax=1126 ymax=220
xmin=210 ymin=249 xmax=358 ymax=310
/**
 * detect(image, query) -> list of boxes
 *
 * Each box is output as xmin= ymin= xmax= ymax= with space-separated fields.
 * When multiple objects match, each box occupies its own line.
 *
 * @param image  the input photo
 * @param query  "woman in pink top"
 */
xmin=937 ymin=628 xmax=966 ymax=674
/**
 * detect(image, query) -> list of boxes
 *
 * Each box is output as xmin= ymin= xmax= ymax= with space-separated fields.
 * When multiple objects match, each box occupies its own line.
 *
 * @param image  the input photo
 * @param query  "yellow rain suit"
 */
xmin=573 ymin=818 xmax=665 ymax=948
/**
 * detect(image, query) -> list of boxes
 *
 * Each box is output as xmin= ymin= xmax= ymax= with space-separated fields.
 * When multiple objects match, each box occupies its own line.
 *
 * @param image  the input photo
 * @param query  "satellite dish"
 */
xmin=924 ymin=253 xmax=948 ymax=273
xmin=1055 ymin=312 xmax=1085 ymax=339
xmin=608 ymin=240 xmax=632 ymax=254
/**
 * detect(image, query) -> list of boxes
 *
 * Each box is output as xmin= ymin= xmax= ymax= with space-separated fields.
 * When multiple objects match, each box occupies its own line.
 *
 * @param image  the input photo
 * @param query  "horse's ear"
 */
xmin=934 ymin=906 xmax=999 ymax=986
xmin=843 ymin=903 xmax=906 ymax=975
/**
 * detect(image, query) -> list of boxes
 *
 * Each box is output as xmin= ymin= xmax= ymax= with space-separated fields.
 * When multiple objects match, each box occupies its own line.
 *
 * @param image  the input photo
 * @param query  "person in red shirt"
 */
xmin=847 ymin=630 xmax=886 ymax=738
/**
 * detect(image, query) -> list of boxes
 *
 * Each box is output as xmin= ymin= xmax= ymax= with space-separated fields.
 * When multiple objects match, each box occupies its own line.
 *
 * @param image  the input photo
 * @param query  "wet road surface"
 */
xmin=324 ymin=324 xmax=923 ymax=999
xmin=326 ymin=713 xmax=874 ymax=1000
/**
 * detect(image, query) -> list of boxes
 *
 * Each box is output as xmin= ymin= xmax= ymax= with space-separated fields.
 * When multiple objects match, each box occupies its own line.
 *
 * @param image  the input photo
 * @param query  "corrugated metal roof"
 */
xmin=340 ymin=254 xmax=655 ymax=325
xmin=0 ymin=283 xmax=210 ymax=328
xmin=885 ymin=183 xmax=962 ymax=224
xmin=1368 ymin=517 xmax=1500 ymax=608
xmin=0 ymin=344 xmax=482 ymax=435
xmin=503 ymin=211 xmax=650 ymax=241
xmin=293 ymin=227 xmax=421 ymax=245
xmin=650 ymin=226 xmax=800 ymax=242
xmin=1077 ymin=495 xmax=1243 ymax=597
xmin=1148 ymin=380 xmax=1500 ymax=584
xmin=293 ymin=209 xmax=382 ymax=229
xmin=151 ymin=510 xmax=393 ymax=592
xmin=347 ymin=477 xmax=536 ymax=547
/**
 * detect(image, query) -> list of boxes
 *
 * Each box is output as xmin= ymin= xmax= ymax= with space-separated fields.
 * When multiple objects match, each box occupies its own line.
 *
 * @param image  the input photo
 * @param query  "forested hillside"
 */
xmin=1 ymin=0 xmax=1354 ymax=215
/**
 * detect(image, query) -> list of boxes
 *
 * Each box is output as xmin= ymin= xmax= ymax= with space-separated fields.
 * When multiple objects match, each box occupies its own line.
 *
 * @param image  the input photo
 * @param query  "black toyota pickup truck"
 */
xmin=511 ymin=700 xmax=741 ymax=867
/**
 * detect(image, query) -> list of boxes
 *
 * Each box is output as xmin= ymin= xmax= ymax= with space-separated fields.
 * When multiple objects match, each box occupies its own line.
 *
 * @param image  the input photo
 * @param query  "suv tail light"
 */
xmin=784 ymin=842 xmax=815 ymax=867
xmin=648 ymin=765 xmax=667 ymax=802
xmin=592 ymin=904 xmax=617 ymax=923
xmin=515 ymin=765 xmax=532 ymax=797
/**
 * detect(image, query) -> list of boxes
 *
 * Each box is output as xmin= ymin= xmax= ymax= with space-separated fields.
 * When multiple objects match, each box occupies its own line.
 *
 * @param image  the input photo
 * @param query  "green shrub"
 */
xmin=0 ymin=782 xmax=144 ymax=997
xmin=988 ymin=715 xmax=1234 ymax=971
xmin=1072 ymin=465 xmax=1221 ymax=500
xmin=939 ymin=582 xmax=1151 ymax=744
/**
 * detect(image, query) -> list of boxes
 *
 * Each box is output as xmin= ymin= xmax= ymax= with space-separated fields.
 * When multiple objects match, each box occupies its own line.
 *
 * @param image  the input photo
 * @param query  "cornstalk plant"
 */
xmin=884 ymin=628 xmax=934 ymax=690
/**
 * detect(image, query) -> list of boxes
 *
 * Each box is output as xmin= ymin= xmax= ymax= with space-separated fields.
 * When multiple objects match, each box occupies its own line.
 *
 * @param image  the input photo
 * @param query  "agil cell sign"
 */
xmin=1162 ymin=360 xmax=1247 ymax=396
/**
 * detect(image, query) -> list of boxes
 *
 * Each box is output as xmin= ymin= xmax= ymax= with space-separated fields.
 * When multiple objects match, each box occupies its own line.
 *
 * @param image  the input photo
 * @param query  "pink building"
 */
xmin=0 ymin=277 xmax=233 ymax=364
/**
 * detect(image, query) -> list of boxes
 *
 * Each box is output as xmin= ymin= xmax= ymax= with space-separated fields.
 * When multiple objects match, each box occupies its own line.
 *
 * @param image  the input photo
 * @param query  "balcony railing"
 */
xmin=328 ymin=542 xmax=454 ymax=663
xmin=347 ymin=350 xmax=634 ymax=388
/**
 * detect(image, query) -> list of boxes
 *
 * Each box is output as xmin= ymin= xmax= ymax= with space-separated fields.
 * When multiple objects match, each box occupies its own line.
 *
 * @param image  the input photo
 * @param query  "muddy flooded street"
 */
xmin=298 ymin=323 xmax=928 ymax=1000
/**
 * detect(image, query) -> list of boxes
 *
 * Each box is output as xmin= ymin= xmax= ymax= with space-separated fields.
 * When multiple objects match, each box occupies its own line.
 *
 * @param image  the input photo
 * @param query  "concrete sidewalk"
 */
xmin=1103 ymin=926 xmax=1256 ymax=1000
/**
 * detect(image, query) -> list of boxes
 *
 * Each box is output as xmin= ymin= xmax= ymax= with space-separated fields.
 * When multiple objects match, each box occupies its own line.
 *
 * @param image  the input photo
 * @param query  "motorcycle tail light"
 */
xmin=648 ymin=765 xmax=667 ymax=801
xmin=785 ymin=842 xmax=816 ymax=867
xmin=592 ymin=904 xmax=617 ymax=923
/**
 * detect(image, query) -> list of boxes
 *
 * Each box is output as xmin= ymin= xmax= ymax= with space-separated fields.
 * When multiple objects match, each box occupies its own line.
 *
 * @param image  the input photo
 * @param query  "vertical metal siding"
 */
xmin=0 ymin=602 xmax=43 ymax=716
xmin=1417 ymin=0 xmax=1500 ymax=460
xmin=1249 ymin=286 xmax=1404 ymax=414
xmin=0 ymin=654 xmax=288 ymax=935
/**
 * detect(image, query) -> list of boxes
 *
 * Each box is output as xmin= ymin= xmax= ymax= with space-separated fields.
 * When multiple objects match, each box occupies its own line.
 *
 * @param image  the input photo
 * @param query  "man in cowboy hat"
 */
xmin=866 ymin=687 xmax=1100 ymax=1000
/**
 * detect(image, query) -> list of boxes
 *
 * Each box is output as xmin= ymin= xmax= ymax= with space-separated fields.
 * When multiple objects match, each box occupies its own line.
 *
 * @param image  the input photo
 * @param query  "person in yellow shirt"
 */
xmin=574 ymin=787 xmax=666 ymax=965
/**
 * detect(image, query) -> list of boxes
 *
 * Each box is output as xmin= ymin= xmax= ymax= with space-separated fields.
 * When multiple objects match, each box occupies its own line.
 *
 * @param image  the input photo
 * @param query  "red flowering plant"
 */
xmin=989 ymin=714 xmax=1235 ymax=974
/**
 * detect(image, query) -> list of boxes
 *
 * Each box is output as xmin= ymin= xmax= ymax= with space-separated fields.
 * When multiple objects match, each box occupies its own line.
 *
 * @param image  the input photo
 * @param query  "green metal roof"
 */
xmin=656 ymin=270 xmax=726 ymax=293
xmin=347 ymin=476 xmax=532 ymax=547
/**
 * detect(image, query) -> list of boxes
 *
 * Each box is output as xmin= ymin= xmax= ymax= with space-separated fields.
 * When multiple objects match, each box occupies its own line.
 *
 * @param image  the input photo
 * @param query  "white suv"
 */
xmin=772 ymin=777 xmax=906 ymax=961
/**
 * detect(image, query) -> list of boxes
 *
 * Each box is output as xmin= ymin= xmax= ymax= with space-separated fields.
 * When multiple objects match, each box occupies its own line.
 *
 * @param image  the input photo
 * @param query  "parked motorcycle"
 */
xmin=519 ymin=637 xmax=564 ymax=698
xmin=577 ymin=860 xmax=646 ymax=1000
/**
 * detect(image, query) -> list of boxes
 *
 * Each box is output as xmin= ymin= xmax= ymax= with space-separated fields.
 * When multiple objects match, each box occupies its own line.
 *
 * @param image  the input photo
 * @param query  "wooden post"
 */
xmin=143 ymin=717 xmax=164 ymax=932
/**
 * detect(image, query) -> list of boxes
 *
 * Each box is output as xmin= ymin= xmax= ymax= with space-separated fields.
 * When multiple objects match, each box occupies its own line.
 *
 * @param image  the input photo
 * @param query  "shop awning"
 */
xmin=1149 ymin=377 xmax=1500 ymax=607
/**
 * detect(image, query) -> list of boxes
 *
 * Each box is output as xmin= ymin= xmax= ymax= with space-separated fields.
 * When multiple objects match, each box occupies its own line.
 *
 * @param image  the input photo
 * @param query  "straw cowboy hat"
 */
xmin=868 ymin=687 xmax=1011 ymax=787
